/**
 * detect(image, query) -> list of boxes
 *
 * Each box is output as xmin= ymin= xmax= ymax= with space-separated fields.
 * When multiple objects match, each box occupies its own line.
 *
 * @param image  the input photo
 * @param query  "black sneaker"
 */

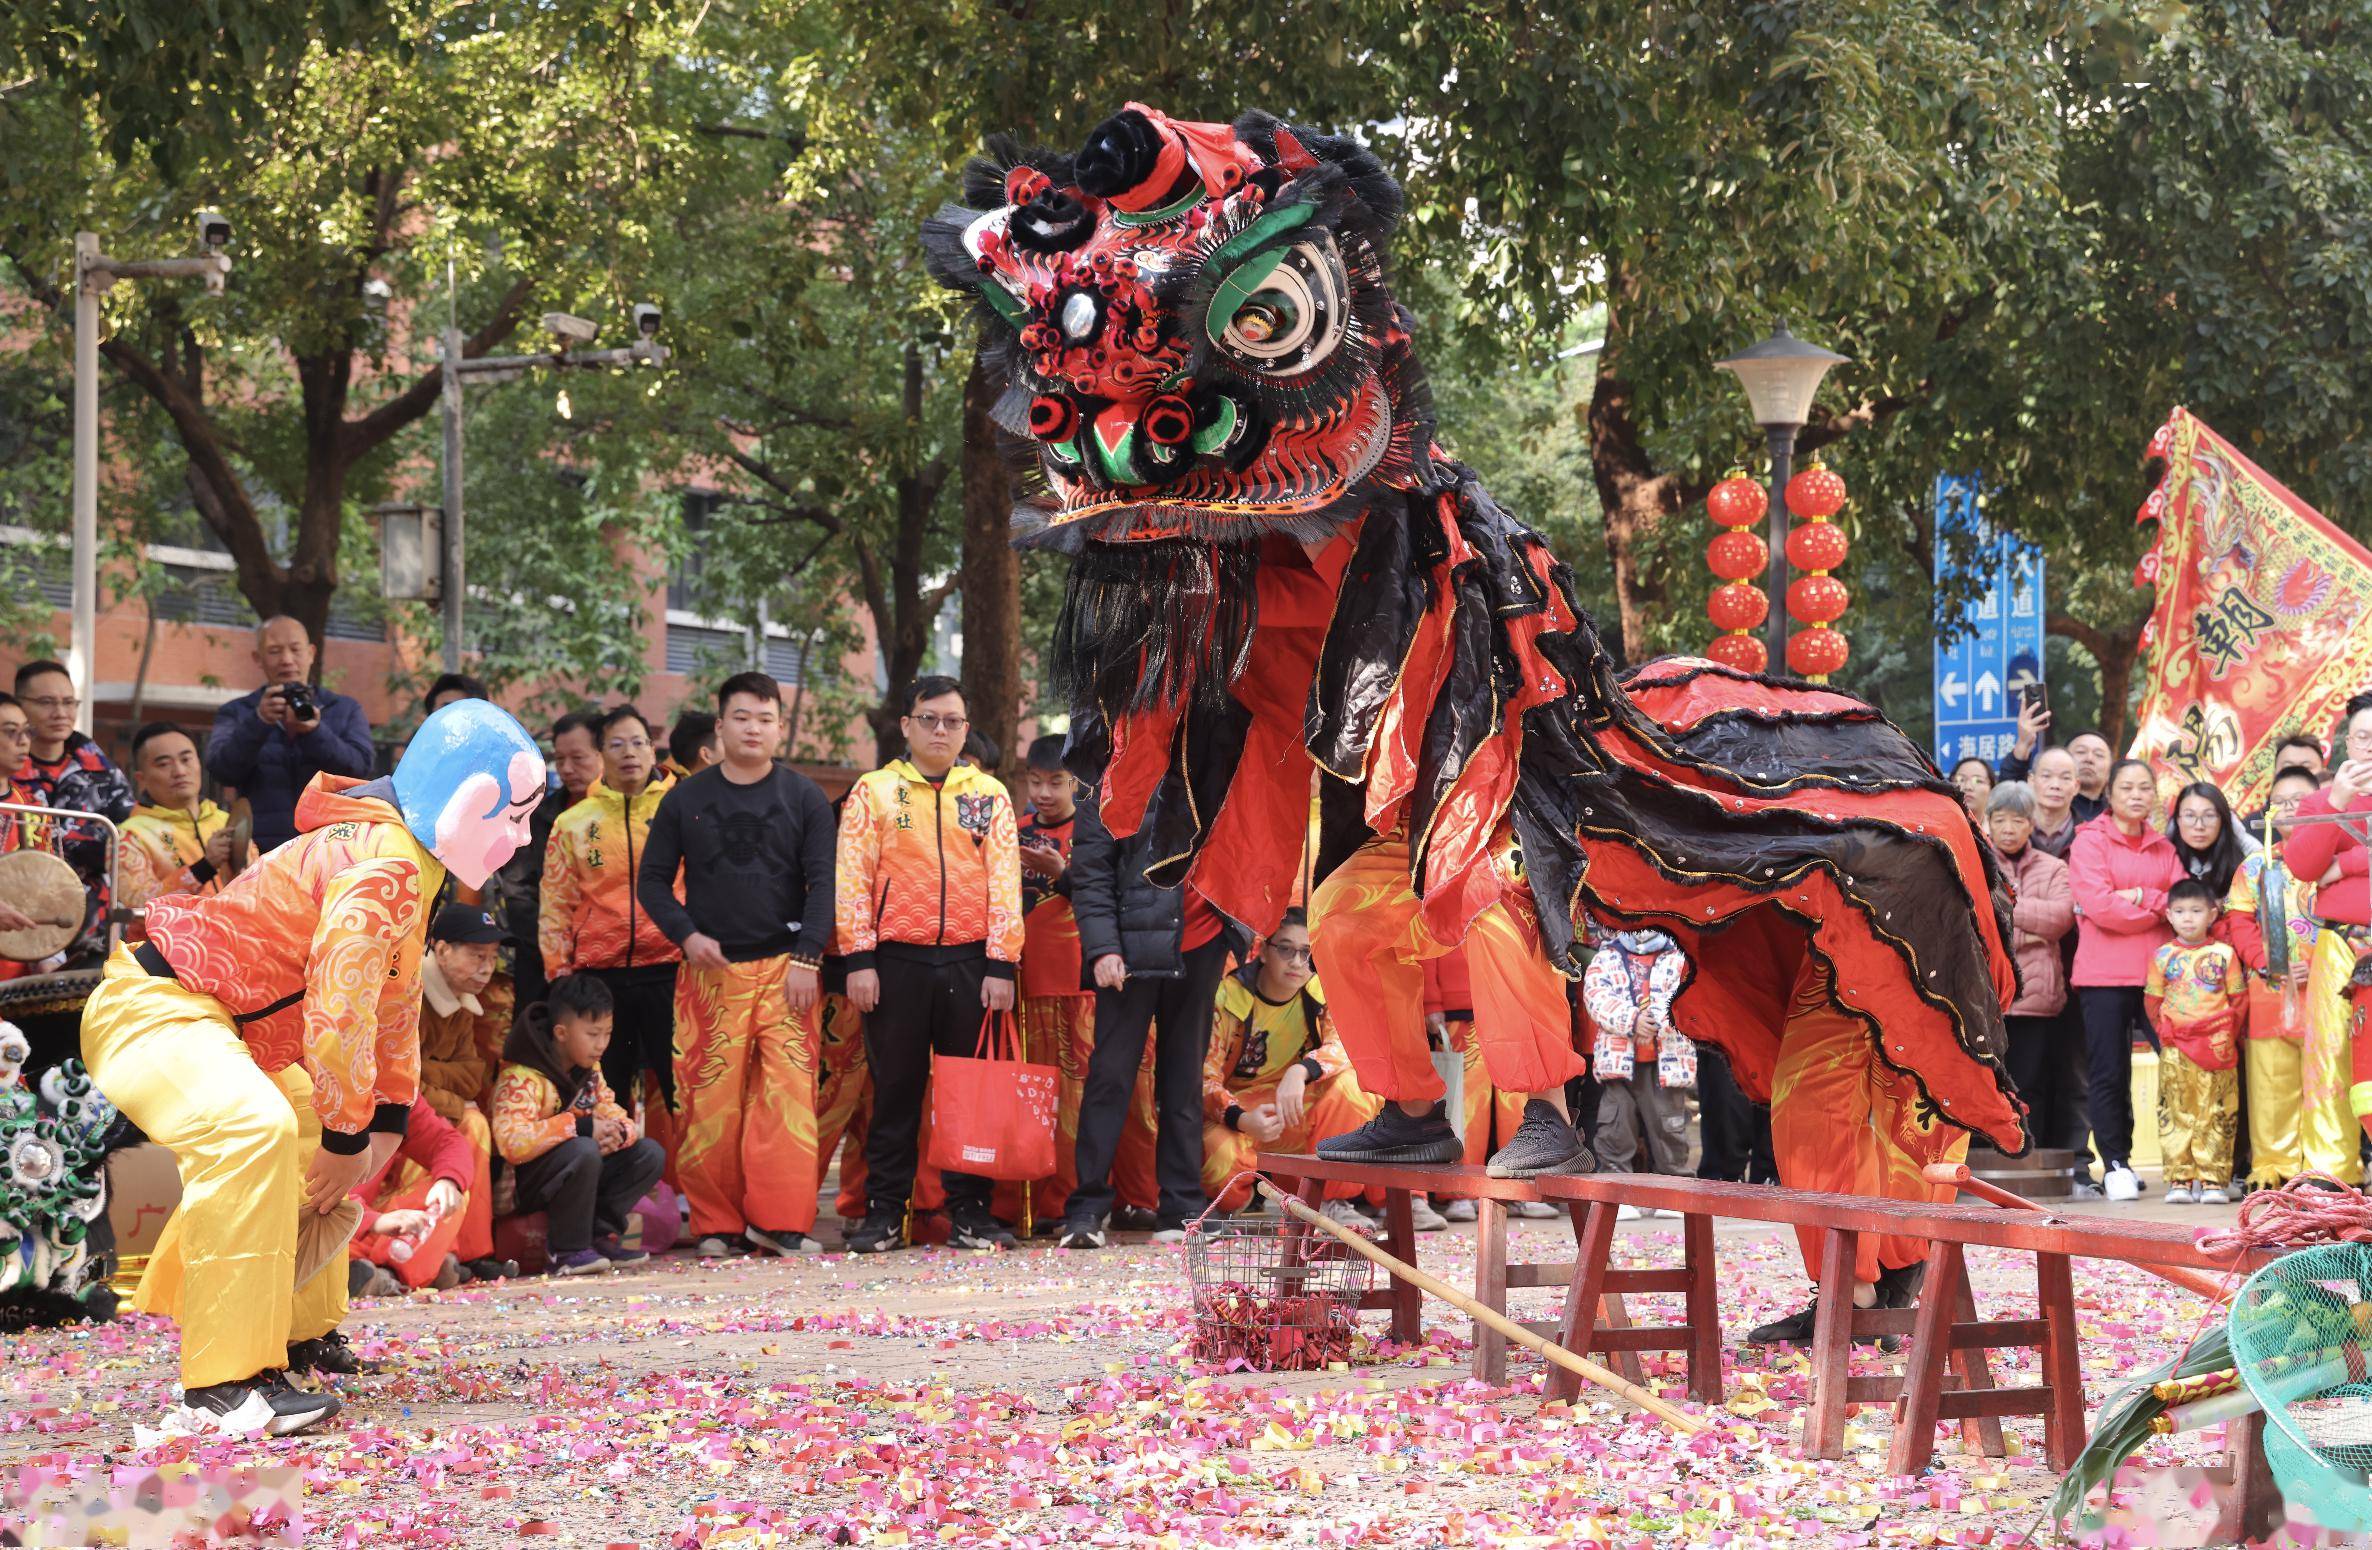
xmin=1875 ymin=1261 xmax=1925 ymax=1309
xmin=1058 ymin=1220 xmax=1107 ymax=1250
xmin=1315 ymin=1102 xmax=1462 ymax=1164
xmin=181 ymin=1372 xmax=342 ymax=1437
xmin=947 ymin=1208 xmax=1018 ymax=1251
xmin=845 ymin=1210 xmax=905 ymax=1255
xmin=464 ymin=1257 xmax=520 ymax=1282
xmin=1110 ymin=1205 xmax=1159 ymax=1232
xmin=287 ymin=1331 xmax=375 ymax=1376
xmin=1745 ymin=1301 xmax=1896 ymax=1349
xmin=1484 ymin=1100 xmax=1591 ymax=1179
xmin=745 ymin=1225 xmax=823 ymax=1256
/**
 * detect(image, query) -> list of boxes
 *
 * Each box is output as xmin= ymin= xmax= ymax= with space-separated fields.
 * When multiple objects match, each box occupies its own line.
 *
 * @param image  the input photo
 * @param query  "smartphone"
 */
xmin=2023 ymin=682 xmax=2049 ymax=718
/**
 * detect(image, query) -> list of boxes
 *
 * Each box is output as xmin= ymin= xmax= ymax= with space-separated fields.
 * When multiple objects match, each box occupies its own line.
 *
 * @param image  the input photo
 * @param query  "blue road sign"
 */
xmin=1933 ymin=473 xmax=2047 ymax=771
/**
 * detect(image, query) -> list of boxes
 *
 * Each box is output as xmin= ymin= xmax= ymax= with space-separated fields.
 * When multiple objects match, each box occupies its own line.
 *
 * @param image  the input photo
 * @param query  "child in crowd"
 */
xmin=1200 ymin=910 xmax=1382 ymax=1220
xmin=492 ymin=975 xmax=667 ymax=1274
xmin=1580 ymin=927 xmax=1694 ymax=1217
xmin=2146 ymin=879 xmax=2244 ymax=1204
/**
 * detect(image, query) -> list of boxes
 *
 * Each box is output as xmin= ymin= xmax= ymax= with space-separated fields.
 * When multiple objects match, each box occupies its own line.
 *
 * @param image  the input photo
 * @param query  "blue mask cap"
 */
xmin=390 ymin=700 xmax=543 ymax=857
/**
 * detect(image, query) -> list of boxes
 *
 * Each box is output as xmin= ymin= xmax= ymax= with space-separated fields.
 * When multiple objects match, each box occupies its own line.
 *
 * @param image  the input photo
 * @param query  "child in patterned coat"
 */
xmin=1580 ymin=928 xmax=1695 ymax=1210
xmin=2146 ymin=880 xmax=2245 ymax=1204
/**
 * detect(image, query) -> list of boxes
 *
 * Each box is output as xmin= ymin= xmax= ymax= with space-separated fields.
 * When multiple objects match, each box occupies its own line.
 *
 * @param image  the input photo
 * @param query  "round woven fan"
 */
xmin=0 ymin=850 xmax=86 ymax=962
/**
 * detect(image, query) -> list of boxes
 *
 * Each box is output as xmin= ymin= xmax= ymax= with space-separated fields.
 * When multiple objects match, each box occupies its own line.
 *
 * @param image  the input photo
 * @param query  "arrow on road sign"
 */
xmin=1940 ymin=672 xmax=1967 ymax=710
xmin=1975 ymin=670 xmax=2000 ymax=712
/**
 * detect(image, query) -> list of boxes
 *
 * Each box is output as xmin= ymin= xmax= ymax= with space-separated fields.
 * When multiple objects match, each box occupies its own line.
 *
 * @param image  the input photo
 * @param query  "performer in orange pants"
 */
xmin=1310 ymin=836 xmax=1589 ymax=1176
xmin=672 ymin=957 xmax=820 ymax=1244
xmin=1757 ymin=956 xmax=1968 ymax=1340
xmin=814 ymin=989 xmax=871 ymax=1222
xmin=1426 ymin=950 xmax=1526 ymax=1168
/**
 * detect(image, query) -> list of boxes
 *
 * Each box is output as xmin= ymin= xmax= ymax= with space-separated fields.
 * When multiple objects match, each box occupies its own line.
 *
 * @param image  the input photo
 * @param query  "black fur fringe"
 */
xmin=1053 ymin=540 xmax=1260 ymax=718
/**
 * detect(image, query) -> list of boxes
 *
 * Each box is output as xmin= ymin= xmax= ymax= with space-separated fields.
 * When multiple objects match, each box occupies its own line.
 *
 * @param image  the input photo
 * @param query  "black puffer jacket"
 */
xmin=1069 ymin=783 xmax=1247 ymax=983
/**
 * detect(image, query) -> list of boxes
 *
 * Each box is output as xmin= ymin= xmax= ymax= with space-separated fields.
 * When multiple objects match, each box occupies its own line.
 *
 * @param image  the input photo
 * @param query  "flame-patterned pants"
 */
xmin=1203 ymin=1071 xmax=1384 ymax=1210
xmin=814 ymin=992 xmax=871 ymax=1221
xmin=671 ymin=956 xmax=820 ymax=1238
xmin=1448 ymin=1015 xmax=1531 ymax=1165
xmin=1769 ymin=957 xmax=1967 ymax=1285
xmin=1310 ymin=838 xmax=1586 ymax=1103
xmin=83 ymin=949 xmax=346 ymax=1385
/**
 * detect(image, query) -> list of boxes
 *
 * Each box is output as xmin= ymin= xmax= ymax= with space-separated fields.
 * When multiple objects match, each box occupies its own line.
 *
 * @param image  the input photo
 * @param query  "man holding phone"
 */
xmin=207 ymin=616 xmax=375 ymax=852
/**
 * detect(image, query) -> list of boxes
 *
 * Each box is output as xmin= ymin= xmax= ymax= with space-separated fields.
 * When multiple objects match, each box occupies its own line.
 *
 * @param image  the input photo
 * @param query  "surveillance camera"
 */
xmin=195 ymin=211 xmax=231 ymax=251
xmin=632 ymin=302 xmax=662 ymax=338
xmin=541 ymin=311 xmax=600 ymax=344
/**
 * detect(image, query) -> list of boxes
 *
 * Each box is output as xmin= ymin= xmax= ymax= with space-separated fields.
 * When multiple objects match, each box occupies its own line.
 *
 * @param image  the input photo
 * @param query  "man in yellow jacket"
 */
xmin=117 ymin=722 xmax=254 ymax=910
xmin=835 ymin=675 xmax=1024 ymax=1255
xmin=79 ymin=700 xmax=543 ymax=1438
xmin=541 ymin=704 xmax=682 ymax=1173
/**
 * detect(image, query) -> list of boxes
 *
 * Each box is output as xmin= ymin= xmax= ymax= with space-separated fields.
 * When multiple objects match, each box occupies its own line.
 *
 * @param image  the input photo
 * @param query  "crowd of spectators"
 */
xmin=15 ymin=620 xmax=2370 ymax=1293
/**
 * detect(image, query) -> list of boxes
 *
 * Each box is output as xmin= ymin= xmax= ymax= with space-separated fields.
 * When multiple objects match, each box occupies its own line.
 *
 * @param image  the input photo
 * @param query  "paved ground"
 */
xmin=0 ymin=1169 xmax=2251 ymax=1548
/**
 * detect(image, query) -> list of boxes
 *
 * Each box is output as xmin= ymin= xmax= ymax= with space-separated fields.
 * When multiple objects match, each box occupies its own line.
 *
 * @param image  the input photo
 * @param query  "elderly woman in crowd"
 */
xmin=1988 ymin=782 xmax=2075 ymax=1125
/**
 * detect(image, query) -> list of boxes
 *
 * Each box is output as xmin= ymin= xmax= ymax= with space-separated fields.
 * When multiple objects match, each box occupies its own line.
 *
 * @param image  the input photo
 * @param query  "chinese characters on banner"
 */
xmin=2130 ymin=407 xmax=2372 ymax=814
xmin=1933 ymin=474 xmax=2047 ymax=771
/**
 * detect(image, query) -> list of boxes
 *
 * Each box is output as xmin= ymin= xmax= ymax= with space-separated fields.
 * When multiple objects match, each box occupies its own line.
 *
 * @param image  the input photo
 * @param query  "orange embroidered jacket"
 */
xmin=1203 ymin=967 xmax=1349 ymax=1121
xmin=539 ymin=774 xmax=682 ymax=978
xmin=834 ymin=760 xmax=1024 ymax=974
xmin=118 ymin=800 xmax=258 ymax=912
xmin=491 ymin=1062 xmax=633 ymax=1166
xmin=143 ymin=775 xmax=443 ymax=1147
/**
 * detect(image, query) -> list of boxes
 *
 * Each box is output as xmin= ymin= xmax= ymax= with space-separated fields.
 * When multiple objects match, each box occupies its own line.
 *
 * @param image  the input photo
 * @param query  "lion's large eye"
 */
xmin=1211 ymin=237 xmax=1347 ymax=376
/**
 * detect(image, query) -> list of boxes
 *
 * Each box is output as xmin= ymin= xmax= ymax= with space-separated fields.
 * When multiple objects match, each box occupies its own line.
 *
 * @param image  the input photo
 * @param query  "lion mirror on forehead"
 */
xmin=924 ymin=102 xmax=2026 ymax=1265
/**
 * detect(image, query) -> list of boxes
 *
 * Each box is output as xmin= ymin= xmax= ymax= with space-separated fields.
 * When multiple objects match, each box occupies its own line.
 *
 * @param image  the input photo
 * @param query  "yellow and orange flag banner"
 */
xmin=2130 ymin=406 xmax=2372 ymax=813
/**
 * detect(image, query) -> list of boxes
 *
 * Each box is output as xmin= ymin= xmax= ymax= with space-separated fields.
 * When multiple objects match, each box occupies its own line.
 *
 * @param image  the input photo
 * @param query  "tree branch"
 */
xmin=339 ymin=273 xmax=536 ymax=456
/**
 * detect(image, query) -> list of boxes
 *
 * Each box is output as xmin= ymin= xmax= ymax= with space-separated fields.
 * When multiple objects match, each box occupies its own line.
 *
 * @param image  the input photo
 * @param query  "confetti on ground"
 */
xmin=0 ymin=1218 xmax=2254 ymax=1546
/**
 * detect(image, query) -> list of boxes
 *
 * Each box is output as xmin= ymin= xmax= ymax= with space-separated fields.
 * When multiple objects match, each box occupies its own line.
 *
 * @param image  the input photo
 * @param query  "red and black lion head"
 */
xmin=923 ymin=105 xmax=1434 ymax=551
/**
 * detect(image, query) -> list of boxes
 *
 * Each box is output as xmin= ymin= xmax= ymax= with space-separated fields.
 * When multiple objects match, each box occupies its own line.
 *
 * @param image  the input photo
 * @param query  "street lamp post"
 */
xmin=71 ymin=220 xmax=233 ymax=735
xmin=435 ymin=307 xmax=668 ymax=668
xmin=1714 ymin=324 xmax=1849 ymax=667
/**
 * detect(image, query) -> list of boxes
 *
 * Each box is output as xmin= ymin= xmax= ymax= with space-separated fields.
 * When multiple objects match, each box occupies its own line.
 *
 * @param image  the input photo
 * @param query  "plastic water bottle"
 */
xmin=386 ymin=1199 xmax=448 ymax=1264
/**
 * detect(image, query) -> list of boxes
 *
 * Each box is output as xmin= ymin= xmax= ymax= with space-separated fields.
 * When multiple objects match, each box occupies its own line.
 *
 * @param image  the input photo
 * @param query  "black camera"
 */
xmin=279 ymin=682 xmax=317 ymax=722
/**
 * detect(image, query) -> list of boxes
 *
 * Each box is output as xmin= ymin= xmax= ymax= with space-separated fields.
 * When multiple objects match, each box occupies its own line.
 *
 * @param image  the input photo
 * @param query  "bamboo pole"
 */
xmin=1253 ymin=1179 xmax=1709 ymax=1435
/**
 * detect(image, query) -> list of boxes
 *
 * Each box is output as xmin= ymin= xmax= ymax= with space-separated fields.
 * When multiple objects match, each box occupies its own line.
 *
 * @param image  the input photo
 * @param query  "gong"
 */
xmin=221 ymin=798 xmax=254 ymax=882
xmin=0 ymin=849 xmax=87 ymax=962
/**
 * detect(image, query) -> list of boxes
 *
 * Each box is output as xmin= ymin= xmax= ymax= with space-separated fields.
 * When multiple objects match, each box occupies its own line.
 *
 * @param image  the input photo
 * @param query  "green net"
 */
xmin=2228 ymin=1243 xmax=2372 ymax=1533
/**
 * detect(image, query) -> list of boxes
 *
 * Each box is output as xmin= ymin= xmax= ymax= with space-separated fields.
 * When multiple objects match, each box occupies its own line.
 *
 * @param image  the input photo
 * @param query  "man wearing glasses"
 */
xmin=541 ymin=703 xmax=684 ymax=1207
xmin=638 ymin=674 xmax=838 ymax=1257
xmin=833 ymin=675 xmax=1025 ymax=1254
xmin=10 ymin=660 xmax=135 ymax=965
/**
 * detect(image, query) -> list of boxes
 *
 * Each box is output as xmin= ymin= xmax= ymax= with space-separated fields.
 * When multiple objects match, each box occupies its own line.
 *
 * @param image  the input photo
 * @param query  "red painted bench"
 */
xmin=1535 ymin=1172 xmax=2275 ymax=1474
xmin=1254 ymin=1153 xmax=1649 ymax=1386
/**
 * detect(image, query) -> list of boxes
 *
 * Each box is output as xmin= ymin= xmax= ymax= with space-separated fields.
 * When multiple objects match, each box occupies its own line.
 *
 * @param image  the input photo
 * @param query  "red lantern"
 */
xmin=1706 ymin=530 xmax=1767 ymax=582
xmin=1785 ymin=462 xmax=1847 ymax=519
xmin=1786 ymin=574 xmax=1850 ymax=625
xmin=1785 ymin=520 xmax=1850 ymax=573
xmin=1707 ymin=582 xmax=1769 ymax=633
xmin=1705 ymin=634 xmax=1768 ymax=674
xmin=1707 ymin=473 xmax=1768 ymax=529
xmin=1787 ymin=627 xmax=1850 ymax=678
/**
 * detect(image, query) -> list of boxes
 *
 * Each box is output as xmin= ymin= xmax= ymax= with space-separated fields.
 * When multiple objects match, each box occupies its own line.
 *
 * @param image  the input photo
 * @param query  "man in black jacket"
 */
xmin=1060 ymin=778 xmax=1245 ymax=1248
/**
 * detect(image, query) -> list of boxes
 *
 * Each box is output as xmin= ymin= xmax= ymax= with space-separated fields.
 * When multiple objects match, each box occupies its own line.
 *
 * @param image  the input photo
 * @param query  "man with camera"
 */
xmin=206 ymin=616 xmax=376 ymax=853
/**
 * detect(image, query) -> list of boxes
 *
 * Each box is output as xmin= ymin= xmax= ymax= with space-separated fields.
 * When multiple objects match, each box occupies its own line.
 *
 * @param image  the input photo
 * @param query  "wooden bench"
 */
xmin=1255 ymin=1153 xmax=1649 ymax=1385
xmin=1535 ymin=1172 xmax=2275 ymax=1474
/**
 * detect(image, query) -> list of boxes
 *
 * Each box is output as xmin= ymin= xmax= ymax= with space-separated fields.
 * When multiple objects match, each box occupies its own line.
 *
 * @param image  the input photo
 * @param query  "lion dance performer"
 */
xmin=80 ymin=699 xmax=543 ymax=1436
xmin=923 ymin=104 xmax=2022 ymax=1319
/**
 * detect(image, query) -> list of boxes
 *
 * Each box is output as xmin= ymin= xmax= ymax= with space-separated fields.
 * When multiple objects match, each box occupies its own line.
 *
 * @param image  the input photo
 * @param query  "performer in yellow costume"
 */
xmin=80 ymin=700 xmax=543 ymax=1436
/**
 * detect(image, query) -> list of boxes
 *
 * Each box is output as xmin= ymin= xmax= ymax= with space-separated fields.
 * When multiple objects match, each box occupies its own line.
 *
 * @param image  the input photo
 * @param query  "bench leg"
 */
xmin=1382 ymin=1189 xmax=1421 ymax=1344
xmin=1888 ymin=1240 xmax=1966 ymax=1478
xmin=1549 ymin=1201 xmax=1619 ymax=1403
xmin=1949 ymin=1268 xmax=2008 ymax=1459
xmin=1807 ymin=1227 xmax=1861 ymax=1460
xmin=1472 ymin=1197 xmax=1509 ymax=1383
xmin=1684 ymin=1212 xmax=1722 ymax=1406
xmin=1598 ymin=1292 xmax=1649 ymax=1387
xmin=2035 ymin=1252 xmax=2085 ymax=1472
xmin=2228 ymin=1409 xmax=2283 ymax=1543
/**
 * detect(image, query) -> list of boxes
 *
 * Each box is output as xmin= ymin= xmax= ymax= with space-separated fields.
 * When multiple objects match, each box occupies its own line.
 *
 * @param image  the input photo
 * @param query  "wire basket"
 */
xmin=1184 ymin=1215 xmax=1372 ymax=1371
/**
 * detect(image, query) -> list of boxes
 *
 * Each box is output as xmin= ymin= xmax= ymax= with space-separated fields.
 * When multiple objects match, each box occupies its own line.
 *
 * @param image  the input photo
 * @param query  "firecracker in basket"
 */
xmin=1185 ymin=1215 xmax=1371 ymax=1372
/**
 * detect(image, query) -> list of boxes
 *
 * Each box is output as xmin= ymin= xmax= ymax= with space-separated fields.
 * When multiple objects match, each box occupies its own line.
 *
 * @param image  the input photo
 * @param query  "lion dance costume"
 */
xmin=924 ymin=105 xmax=2022 ymax=1297
xmin=79 ymin=700 xmax=544 ymax=1437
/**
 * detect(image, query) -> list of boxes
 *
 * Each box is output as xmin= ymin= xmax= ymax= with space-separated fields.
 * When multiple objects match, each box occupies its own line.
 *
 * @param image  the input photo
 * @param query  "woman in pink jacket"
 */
xmin=2067 ymin=758 xmax=2185 ymax=1201
xmin=1987 ymin=782 xmax=2075 ymax=1132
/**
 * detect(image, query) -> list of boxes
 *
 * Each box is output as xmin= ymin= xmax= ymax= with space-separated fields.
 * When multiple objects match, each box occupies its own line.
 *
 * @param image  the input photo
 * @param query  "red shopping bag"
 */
xmin=925 ymin=1010 xmax=1059 ymax=1181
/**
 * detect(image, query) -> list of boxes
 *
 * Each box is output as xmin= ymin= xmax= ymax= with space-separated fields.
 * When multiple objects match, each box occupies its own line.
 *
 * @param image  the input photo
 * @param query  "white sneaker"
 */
xmin=1509 ymin=1200 xmax=1561 ymax=1219
xmin=1616 ymin=1203 xmax=1645 ymax=1221
xmin=2197 ymin=1185 xmax=2229 ymax=1205
xmin=1406 ymin=1198 xmax=1449 ymax=1233
xmin=2102 ymin=1165 xmax=2142 ymax=1202
xmin=1439 ymin=1198 xmax=1478 ymax=1223
xmin=1149 ymin=1227 xmax=1187 ymax=1245
xmin=2164 ymin=1181 xmax=2196 ymax=1205
xmin=1320 ymin=1198 xmax=1373 ymax=1233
